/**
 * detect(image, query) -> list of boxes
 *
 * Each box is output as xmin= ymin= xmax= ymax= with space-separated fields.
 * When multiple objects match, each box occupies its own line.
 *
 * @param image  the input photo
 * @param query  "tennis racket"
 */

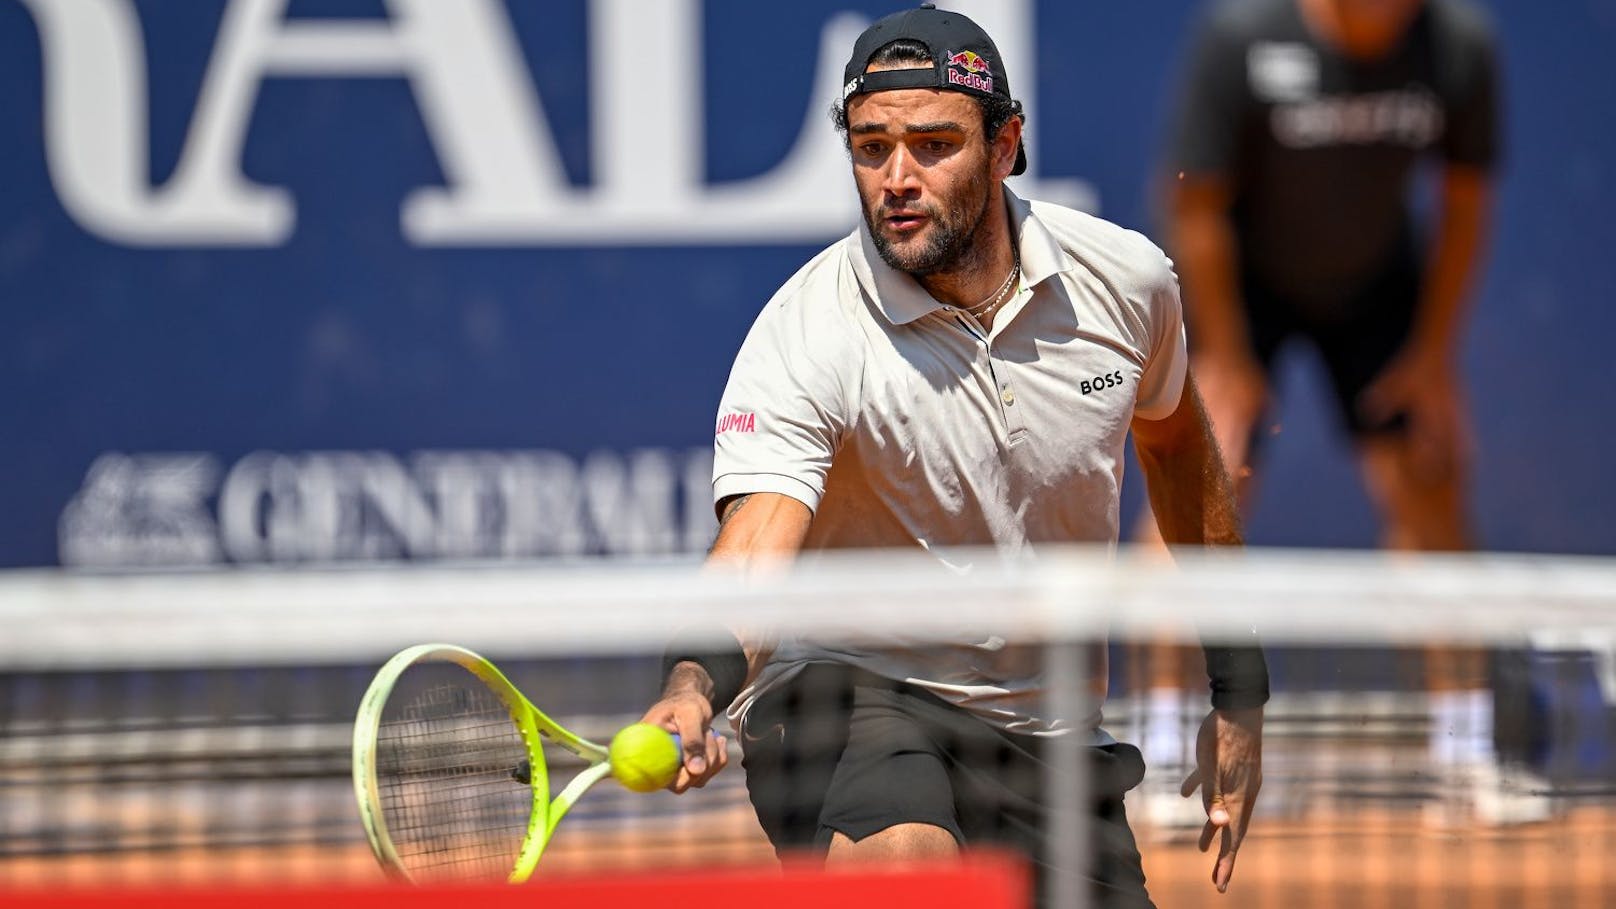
xmin=352 ymin=643 xmax=659 ymax=884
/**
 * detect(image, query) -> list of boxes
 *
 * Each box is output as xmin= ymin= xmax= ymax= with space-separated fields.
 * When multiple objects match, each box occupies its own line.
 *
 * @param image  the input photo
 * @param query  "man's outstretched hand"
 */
xmin=1180 ymin=706 xmax=1263 ymax=893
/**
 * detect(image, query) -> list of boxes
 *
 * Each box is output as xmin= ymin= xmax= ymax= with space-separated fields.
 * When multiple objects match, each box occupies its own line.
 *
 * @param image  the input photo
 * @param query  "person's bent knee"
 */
xmin=825 ymin=823 xmax=959 ymax=863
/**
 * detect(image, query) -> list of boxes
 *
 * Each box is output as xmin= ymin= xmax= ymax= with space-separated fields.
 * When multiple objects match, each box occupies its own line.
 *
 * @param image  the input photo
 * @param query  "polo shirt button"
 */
xmin=1001 ymin=387 xmax=1016 ymax=405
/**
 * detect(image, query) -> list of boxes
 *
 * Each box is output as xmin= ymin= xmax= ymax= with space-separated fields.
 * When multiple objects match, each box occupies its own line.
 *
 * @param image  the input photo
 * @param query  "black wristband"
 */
xmin=661 ymin=626 xmax=748 ymax=712
xmin=1203 ymin=643 xmax=1270 ymax=711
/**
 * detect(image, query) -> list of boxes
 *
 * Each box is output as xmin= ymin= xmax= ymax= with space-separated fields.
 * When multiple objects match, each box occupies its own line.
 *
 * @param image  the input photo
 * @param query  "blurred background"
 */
xmin=1 ymin=1 xmax=1613 ymax=906
xmin=1 ymin=0 xmax=1611 ymax=570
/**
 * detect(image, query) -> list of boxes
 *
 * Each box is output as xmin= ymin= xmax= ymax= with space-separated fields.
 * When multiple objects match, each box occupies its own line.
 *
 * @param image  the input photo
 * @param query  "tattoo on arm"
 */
xmin=708 ymin=495 xmax=754 ymax=553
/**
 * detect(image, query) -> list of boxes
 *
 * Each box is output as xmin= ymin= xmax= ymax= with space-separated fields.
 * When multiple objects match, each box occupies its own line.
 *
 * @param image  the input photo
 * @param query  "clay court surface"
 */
xmin=5 ymin=802 xmax=1613 ymax=907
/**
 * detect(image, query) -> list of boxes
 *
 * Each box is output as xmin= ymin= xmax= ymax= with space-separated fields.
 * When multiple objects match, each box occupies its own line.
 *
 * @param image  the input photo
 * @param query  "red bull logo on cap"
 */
xmin=946 ymin=50 xmax=990 ymax=74
xmin=944 ymin=50 xmax=994 ymax=93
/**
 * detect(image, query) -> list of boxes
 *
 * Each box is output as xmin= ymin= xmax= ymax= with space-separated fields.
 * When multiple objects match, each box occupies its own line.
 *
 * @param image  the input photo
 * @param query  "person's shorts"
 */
xmin=737 ymin=663 xmax=1154 ymax=909
xmin=1242 ymin=252 xmax=1423 ymax=439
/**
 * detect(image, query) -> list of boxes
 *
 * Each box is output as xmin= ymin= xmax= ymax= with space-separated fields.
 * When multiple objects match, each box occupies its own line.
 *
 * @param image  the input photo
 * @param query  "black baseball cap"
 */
xmin=841 ymin=3 xmax=1027 ymax=175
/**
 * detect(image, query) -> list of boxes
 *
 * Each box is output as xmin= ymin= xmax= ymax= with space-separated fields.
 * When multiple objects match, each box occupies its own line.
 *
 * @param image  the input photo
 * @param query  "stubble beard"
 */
xmin=863 ymin=164 xmax=995 ymax=279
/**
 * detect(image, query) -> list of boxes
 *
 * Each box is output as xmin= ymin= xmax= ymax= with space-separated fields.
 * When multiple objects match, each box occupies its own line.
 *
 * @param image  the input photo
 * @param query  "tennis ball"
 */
xmin=608 ymin=723 xmax=681 ymax=793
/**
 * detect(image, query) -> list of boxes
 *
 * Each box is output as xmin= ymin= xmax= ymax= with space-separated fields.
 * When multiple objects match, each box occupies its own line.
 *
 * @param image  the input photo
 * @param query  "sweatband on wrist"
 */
xmin=1203 ymin=643 xmax=1270 ymax=711
xmin=661 ymin=625 xmax=748 ymax=711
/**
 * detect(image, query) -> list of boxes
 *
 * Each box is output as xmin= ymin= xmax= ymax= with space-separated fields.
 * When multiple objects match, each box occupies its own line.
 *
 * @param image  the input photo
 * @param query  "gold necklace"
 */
xmin=958 ymin=254 xmax=1021 ymax=320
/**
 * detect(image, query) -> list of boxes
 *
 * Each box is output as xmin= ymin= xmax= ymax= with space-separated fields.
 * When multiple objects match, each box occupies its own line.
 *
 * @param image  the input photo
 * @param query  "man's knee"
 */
xmin=1358 ymin=440 xmax=1470 ymax=549
xmin=825 ymin=823 xmax=959 ymax=863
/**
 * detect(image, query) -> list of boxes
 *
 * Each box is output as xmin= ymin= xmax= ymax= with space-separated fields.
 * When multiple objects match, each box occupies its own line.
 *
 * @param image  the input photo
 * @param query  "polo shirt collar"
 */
xmin=850 ymin=187 xmax=1080 ymax=327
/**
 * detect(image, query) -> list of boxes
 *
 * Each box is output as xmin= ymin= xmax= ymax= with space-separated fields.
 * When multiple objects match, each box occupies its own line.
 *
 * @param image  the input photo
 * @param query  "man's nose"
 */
xmin=880 ymin=144 xmax=922 ymax=198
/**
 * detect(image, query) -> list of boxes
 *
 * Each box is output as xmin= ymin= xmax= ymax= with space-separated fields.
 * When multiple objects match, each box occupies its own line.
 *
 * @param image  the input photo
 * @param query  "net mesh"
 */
xmin=0 ymin=549 xmax=1613 ymax=907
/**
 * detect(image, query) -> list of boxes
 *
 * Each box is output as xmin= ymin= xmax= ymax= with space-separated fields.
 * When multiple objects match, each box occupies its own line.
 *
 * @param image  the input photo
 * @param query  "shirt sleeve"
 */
xmin=1439 ymin=9 xmax=1501 ymax=169
xmin=711 ymin=291 xmax=855 ymax=515
xmin=1167 ymin=6 xmax=1250 ymax=177
xmin=1133 ymin=248 xmax=1189 ymax=422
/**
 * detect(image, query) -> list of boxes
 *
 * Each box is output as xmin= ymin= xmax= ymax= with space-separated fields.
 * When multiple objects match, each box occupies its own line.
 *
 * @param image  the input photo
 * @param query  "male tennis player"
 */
xmin=642 ymin=6 xmax=1268 ymax=905
xmin=1135 ymin=0 xmax=1514 ymax=823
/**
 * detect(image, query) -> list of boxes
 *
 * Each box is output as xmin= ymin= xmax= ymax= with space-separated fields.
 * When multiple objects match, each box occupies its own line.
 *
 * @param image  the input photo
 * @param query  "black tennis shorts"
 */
xmin=737 ymin=663 xmax=1154 ymax=909
xmin=1242 ymin=249 xmax=1423 ymax=439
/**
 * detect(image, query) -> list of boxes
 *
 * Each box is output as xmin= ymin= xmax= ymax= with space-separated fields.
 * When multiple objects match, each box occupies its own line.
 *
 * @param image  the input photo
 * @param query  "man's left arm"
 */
xmin=1132 ymin=374 xmax=1268 ymax=893
xmin=1359 ymin=168 xmax=1493 ymax=477
xmin=1361 ymin=11 xmax=1500 ymax=477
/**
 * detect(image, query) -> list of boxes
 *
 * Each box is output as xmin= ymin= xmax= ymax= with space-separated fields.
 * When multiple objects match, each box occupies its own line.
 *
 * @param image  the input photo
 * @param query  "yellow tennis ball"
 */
xmin=608 ymin=723 xmax=681 ymax=793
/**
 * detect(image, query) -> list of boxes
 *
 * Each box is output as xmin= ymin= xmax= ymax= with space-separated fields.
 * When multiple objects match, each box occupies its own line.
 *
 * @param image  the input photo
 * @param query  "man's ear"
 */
xmin=993 ymin=115 xmax=1024 ymax=180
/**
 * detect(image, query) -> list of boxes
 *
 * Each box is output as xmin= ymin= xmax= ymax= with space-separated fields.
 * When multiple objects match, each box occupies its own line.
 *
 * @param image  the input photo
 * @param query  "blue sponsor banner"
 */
xmin=0 ymin=0 xmax=1611 ymax=568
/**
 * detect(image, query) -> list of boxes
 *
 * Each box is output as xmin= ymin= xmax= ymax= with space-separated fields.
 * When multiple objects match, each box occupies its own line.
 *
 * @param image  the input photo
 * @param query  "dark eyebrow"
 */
xmin=848 ymin=120 xmax=968 ymax=136
xmin=902 ymin=121 xmax=967 ymax=135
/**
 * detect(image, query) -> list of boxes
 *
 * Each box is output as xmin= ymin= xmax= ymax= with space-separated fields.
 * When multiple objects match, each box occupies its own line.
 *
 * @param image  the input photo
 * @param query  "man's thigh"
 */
xmin=737 ymin=663 xmax=857 ymax=858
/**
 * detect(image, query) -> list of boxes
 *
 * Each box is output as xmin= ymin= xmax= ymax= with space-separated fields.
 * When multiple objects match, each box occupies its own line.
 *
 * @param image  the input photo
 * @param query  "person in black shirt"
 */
xmin=1167 ymin=0 xmax=1497 ymax=545
xmin=1137 ymin=0 xmax=1529 ymax=827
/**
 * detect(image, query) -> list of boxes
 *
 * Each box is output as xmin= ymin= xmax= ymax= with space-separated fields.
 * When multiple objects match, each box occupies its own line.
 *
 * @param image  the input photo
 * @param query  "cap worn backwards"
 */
xmin=841 ymin=3 xmax=1027 ymax=175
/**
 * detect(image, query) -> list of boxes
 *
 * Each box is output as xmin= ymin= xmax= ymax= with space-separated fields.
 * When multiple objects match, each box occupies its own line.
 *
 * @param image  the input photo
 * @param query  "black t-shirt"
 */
xmin=1168 ymin=0 xmax=1499 ymax=305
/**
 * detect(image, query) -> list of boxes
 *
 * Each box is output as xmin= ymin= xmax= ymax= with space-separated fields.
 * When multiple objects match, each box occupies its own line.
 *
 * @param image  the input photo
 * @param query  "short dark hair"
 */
xmin=830 ymin=39 xmax=1021 ymax=149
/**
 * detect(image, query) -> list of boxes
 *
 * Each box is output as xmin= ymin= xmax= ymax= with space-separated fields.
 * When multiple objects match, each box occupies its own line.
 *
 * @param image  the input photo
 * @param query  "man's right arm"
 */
xmin=707 ymin=492 xmax=814 ymax=567
xmin=1170 ymin=176 xmax=1265 ymax=471
xmin=1164 ymin=6 xmax=1263 ymax=471
xmin=644 ymin=491 xmax=812 ymax=792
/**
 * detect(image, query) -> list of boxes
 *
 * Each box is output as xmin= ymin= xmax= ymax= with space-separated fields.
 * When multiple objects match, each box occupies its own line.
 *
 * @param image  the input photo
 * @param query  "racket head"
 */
xmin=352 ymin=644 xmax=553 ymax=884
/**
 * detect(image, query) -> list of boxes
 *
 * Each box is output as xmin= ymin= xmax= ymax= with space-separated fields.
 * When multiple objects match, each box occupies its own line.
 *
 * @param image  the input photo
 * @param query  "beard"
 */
xmin=862 ymin=163 xmax=995 ymax=278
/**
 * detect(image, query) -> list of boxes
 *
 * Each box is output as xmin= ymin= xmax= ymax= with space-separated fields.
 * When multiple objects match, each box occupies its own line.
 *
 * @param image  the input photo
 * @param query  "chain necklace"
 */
xmin=956 ymin=253 xmax=1021 ymax=321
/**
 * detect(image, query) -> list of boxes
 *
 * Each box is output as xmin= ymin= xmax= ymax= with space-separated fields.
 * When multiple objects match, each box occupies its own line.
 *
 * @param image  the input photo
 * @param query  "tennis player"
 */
xmin=641 ymin=6 xmax=1268 ymax=905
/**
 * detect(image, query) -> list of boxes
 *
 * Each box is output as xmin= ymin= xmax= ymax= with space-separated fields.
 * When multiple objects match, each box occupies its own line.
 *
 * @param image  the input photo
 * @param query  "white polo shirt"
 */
xmin=713 ymin=190 xmax=1188 ymax=736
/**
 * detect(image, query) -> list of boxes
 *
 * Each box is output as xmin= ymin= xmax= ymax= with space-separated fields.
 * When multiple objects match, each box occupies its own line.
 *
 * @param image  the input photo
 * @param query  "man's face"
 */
xmin=844 ymin=75 xmax=1008 ymax=276
xmin=1325 ymin=0 xmax=1426 ymax=57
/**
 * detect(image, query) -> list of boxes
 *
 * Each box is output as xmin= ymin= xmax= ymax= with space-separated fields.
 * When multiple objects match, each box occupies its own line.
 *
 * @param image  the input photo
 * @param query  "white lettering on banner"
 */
xmin=58 ymin=454 xmax=223 ymax=565
xmin=60 ymin=449 xmax=718 ymax=566
xmin=18 ymin=0 xmax=1095 ymax=247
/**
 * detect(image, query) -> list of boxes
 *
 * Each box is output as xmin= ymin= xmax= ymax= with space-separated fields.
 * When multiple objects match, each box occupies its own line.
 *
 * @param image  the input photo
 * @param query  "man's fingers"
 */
xmin=662 ymin=702 xmax=713 ymax=784
xmin=687 ymin=731 xmax=727 ymax=789
xmin=1213 ymin=825 xmax=1243 ymax=893
xmin=680 ymin=720 xmax=710 ymax=772
xmin=1180 ymin=767 xmax=1202 ymax=799
xmin=1358 ymin=382 xmax=1398 ymax=424
xmin=1359 ymin=365 xmax=1417 ymax=425
xmin=671 ymin=730 xmax=730 ymax=792
xmin=1197 ymin=819 xmax=1216 ymax=853
xmin=1209 ymin=794 xmax=1254 ymax=893
xmin=1213 ymin=846 xmax=1236 ymax=892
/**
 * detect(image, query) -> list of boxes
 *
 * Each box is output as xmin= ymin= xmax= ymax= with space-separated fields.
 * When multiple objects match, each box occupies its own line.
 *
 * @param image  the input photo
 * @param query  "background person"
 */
xmin=1135 ymin=0 xmax=1521 ymax=823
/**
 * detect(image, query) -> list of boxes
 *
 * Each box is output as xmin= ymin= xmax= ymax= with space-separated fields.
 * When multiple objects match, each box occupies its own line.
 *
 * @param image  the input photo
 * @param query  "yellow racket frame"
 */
xmin=352 ymin=643 xmax=612 ymax=883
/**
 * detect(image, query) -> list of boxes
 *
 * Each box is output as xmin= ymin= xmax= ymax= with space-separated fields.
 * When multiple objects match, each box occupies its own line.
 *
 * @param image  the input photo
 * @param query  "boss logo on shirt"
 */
xmin=1080 ymin=371 xmax=1125 ymax=396
xmin=715 ymin=412 xmax=757 ymax=434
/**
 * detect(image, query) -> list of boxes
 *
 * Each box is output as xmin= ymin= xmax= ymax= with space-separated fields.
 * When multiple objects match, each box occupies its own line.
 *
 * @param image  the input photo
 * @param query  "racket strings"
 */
xmin=375 ymin=677 xmax=536 ymax=881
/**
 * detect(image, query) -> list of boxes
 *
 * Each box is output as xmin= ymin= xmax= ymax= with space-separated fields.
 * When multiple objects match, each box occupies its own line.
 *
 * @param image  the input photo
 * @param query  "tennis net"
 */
xmin=1 ymin=548 xmax=1613 ymax=907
